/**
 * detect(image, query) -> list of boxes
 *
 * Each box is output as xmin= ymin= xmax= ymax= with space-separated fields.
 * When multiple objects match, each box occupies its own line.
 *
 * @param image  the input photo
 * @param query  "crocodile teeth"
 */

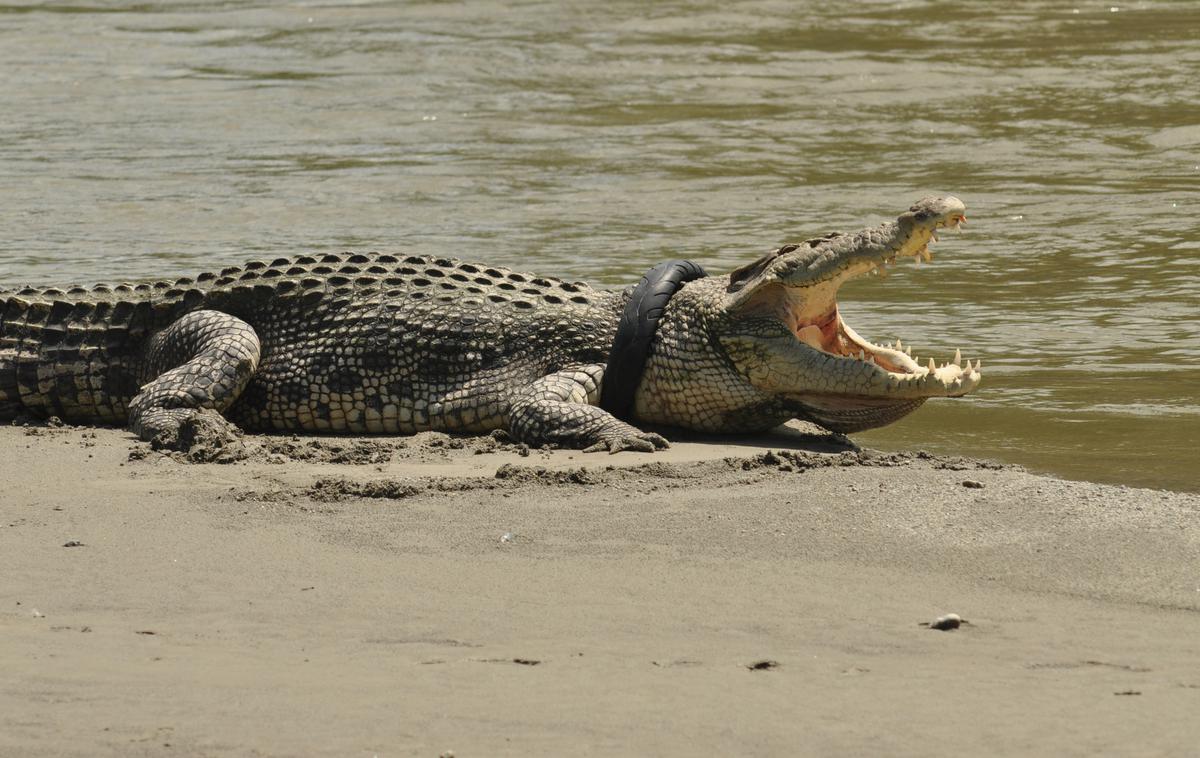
xmin=926 ymin=357 xmax=936 ymax=372
xmin=953 ymin=348 xmax=962 ymax=366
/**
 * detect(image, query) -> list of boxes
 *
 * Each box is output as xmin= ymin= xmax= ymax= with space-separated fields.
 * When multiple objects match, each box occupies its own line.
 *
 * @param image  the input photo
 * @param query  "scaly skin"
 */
xmin=0 ymin=197 xmax=980 ymax=453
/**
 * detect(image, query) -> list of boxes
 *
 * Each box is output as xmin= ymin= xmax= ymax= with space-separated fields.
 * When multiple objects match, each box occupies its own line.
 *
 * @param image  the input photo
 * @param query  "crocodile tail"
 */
xmin=0 ymin=289 xmax=159 ymax=423
xmin=0 ymin=271 xmax=223 ymax=422
xmin=0 ymin=358 xmax=16 ymax=417
xmin=0 ymin=295 xmax=24 ymax=419
xmin=0 ymin=376 xmax=17 ymax=421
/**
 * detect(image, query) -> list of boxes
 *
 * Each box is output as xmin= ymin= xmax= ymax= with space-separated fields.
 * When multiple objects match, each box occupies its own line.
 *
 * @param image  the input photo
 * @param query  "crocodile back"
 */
xmin=1 ymin=251 xmax=625 ymax=426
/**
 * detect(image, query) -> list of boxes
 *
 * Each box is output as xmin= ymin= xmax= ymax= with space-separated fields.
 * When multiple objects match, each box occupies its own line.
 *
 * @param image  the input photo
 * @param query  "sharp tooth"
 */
xmin=905 ymin=346 xmax=912 ymax=356
xmin=894 ymin=339 xmax=902 ymax=350
xmin=926 ymin=357 xmax=936 ymax=372
xmin=975 ymin=359 xmax=982 ymax=371
xmin=858 ymin=349 xmax=866 ymax=361
xmin=953 ymin=348 xmax=962 ymax=366
xmin=932 ymin=231 xmax=939 ymax=243
xmin=964 ymin=359 xmax=973 ymax=372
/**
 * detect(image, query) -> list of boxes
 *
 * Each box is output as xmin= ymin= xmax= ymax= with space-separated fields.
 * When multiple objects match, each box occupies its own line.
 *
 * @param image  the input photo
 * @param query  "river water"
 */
xmin=1 ymin=1 xmax=1197 ymax=491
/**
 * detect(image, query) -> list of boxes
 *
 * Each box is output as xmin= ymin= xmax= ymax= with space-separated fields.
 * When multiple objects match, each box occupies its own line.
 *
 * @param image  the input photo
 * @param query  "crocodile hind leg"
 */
xmin=128 ymin=310 xmax=261 ymax=458
xmin=508 ymin=365 xmax=669 ymax=453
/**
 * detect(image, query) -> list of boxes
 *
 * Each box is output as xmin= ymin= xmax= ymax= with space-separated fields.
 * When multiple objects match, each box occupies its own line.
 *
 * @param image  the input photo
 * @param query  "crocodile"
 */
xmin=0 ymin=196 xmax=980 ymax=454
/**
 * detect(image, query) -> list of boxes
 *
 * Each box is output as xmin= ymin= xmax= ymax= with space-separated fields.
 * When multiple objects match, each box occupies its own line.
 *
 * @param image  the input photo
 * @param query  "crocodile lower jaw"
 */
xmin=783 ymin=241 xmax=981 ymax=397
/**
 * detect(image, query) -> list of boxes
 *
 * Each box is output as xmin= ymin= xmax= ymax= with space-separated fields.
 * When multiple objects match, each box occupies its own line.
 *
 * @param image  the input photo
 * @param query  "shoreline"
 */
xmin=3 ymin=423 xmax=1199 ymax=756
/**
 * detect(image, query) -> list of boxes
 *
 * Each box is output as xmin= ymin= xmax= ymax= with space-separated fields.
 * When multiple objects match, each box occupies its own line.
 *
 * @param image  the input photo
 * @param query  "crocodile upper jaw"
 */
xmin=725 ymin=219 xmax=981 ymax=410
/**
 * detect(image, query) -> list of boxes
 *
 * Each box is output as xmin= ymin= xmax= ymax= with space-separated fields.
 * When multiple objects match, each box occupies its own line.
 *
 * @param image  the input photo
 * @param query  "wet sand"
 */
xmin=2 ymin=423 xmax=1199 ymax=757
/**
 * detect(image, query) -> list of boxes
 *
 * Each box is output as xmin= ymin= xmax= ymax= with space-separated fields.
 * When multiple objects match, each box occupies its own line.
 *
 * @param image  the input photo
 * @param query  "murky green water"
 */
xmin=2 ymin=1 xmax=1197 ymax=491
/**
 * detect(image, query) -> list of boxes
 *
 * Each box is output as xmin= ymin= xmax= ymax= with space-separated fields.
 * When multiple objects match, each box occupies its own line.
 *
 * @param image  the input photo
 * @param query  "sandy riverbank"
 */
xmin=2 ymin=422 xmax=1198 ymax=757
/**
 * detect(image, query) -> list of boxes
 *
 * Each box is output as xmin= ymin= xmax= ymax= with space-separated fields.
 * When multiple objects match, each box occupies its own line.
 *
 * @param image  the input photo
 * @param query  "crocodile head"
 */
xmin=638 ymin=196 xmax=982 ymax=435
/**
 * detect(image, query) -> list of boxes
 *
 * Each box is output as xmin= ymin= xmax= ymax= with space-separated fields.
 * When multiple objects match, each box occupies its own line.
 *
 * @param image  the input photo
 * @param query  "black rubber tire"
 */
xmin=599 ymin=260 xmax=707 ymax=421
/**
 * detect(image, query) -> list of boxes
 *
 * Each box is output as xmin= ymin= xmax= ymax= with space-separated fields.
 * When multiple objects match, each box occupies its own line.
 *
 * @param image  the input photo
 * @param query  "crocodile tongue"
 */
xmin=794 ymin=307 xmax=840 ymax=352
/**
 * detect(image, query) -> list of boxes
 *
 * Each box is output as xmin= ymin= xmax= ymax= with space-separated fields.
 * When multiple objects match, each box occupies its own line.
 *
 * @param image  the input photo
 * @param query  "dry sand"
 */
xmin=2 ymin=421 xmax=1198 ymax=757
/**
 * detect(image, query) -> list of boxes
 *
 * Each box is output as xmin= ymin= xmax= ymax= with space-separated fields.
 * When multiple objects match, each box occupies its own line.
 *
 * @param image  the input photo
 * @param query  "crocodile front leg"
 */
xmin=128 ymin=310 xmax=261 ymax=456
xmin=507 ymin=364 xmax=669 ymax=453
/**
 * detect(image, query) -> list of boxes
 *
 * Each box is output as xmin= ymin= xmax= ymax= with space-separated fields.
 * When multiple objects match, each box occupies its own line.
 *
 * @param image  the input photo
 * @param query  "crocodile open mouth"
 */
xmin=781 ymin=218 xmax=981 ymax=394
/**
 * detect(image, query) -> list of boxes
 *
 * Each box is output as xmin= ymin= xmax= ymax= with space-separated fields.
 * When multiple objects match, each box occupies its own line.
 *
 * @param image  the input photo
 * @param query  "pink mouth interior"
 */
xmin=791 ymin=303 xmax=908 ymax=374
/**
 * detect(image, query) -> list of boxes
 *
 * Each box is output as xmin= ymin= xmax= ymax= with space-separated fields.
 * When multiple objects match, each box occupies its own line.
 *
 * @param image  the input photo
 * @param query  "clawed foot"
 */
xmin=583 ymin=430 xmax=670 ymax=454
xmin=146 ymin=409 xmax=248 ymax=463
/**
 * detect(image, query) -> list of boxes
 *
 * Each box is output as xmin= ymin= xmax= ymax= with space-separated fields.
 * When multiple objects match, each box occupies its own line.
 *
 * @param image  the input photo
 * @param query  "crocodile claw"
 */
xmin=147 ymin=408 xmax=248 ymax=463
xmin=584 ymin=431 xmax=670 ymax=454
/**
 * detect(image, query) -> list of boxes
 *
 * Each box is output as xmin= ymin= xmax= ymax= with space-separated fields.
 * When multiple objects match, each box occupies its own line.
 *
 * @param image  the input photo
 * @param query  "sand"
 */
xmin=2 ymin=421 xmax=1199 ymax=757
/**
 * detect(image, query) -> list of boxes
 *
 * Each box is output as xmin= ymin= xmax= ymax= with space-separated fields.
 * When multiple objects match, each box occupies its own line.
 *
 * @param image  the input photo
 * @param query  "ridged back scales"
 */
xmin=0 ymin=252 xmax=619 ymax=425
